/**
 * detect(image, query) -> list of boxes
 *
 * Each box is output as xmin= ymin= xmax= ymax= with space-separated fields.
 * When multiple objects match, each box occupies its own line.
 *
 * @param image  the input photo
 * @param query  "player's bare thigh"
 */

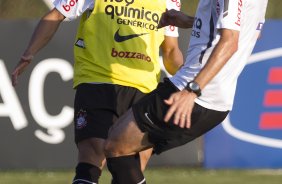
xmin=104 ymin=108 xmax=153 ymax=158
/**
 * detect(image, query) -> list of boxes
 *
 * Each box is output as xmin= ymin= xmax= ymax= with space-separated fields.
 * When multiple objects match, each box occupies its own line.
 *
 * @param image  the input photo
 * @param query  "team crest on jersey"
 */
xmin=75 ymin=38 xmax=85 ymax=48
xmin=76 ymin=109 xmax=88 ymax=129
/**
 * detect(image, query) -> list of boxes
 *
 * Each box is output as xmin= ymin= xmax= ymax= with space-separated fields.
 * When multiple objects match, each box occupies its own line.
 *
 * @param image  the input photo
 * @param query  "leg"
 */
xmin=104 ymin=109 xmax=153 ymax=184
xmin=105 ymin=109 xmax=152 ymax=157
xmin=77 ymin=138 xmax=106 ymax=169
xmin=139 ymin=148 xmax=153 ymax=171
xmin=73 ymin=84 xmax=151 ymax=183
xmin=73 ymin=138 xmax=106 ymax=184
xmin=109 ymin=145 xmax=153 ymax=184
xmin=74 ymin=136 xmax=152 ymax=184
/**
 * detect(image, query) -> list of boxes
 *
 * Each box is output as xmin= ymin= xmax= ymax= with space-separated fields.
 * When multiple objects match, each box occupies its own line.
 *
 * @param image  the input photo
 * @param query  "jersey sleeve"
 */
xmin=216 ymin=0 xmax=242 ymax=31
xmin=53 ymin=0 xmax=94 ymax=20
xmin=164 ymin=0 xmax=181 ymax=37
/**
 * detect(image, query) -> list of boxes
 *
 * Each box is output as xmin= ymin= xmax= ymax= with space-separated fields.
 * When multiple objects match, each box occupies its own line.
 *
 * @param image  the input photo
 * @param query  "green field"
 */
xmin=1 ymin=168 xmax=282 ymax=184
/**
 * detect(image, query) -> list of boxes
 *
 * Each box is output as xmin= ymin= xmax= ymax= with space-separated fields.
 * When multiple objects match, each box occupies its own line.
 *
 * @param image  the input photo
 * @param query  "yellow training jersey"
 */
xmin=73 ymin=0 xmax=167 ymax=93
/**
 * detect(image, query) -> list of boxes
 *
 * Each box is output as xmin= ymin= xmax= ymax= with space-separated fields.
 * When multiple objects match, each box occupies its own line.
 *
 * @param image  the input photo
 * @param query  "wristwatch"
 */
xmin=185 ymin=81 xmax=201 ymax=97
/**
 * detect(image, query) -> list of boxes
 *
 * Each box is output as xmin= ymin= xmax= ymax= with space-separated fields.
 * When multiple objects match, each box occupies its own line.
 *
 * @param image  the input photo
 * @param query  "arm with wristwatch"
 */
xmin=164 ymin=28 xmax=239 ymax=129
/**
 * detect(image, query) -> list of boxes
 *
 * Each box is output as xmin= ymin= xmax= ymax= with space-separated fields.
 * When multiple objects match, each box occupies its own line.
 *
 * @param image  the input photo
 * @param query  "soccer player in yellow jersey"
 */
xmin=11 ymin=0 xmax=194 ymax=183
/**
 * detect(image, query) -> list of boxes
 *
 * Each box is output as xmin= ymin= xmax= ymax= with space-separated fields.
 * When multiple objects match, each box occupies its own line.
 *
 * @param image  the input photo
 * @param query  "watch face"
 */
xmin=189 ymin=82 xmax=199 ymax=91
xmin=187 ymin=81 xmax=201 ymax=97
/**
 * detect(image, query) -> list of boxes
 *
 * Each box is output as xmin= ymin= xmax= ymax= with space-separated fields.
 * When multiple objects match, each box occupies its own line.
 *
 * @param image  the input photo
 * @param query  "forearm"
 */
xmin=161 ymin=36 xmax=183 ymax=75
xmin=194 ymin=29 xmax=239 ymax=89
xmin=22 ymin=8 xmax=65 ymax=58
xmin=162 ymin=47 xmax=183 ymax=75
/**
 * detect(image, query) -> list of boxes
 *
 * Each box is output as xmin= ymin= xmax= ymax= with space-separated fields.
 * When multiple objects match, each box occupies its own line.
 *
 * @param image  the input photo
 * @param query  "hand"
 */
xmin=11 ymin=55 xmax=33 ymax=86
xmin=158 ymin=9 xmax=194 ymax=29
xmin=164 ymin=90 xmax=197 ymax=128
xmin=158 ymin=9 xmax=178 ymax=28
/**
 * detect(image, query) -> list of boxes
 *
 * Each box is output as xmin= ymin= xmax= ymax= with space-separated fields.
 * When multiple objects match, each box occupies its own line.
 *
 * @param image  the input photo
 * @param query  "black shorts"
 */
xmin=74 ymin=83 xmax=146 ymax=144
xmin=132 ymin=78 xmax=229 ymax=154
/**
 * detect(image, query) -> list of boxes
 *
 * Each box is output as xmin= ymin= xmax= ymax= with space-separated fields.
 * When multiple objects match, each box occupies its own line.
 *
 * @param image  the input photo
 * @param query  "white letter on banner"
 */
xmin=29 ymin=58 xmax=74 ymax=144
xmin=0 ymin=60 xmax=28 ymax=130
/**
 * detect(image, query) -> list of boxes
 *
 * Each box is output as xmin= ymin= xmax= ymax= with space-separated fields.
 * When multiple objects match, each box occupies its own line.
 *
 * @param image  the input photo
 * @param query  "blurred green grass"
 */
xmin=1 ymin=168 xmax=282 ymax=184
xmin=0 ymin=0 xmax=281 ymax=19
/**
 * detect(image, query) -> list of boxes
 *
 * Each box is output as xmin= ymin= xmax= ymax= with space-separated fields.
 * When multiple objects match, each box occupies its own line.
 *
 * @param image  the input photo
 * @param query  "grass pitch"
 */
xmin=1 ymin=167 xmax=282 ymax=184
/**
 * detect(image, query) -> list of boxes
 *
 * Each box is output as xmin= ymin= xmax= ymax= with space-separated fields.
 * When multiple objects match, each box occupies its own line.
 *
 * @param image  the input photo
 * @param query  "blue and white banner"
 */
xmin=204 ymin=20 xmax=282 ymax=168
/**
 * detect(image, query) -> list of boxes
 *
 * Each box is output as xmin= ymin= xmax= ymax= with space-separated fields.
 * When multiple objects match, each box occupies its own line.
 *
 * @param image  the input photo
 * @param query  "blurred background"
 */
xmin=1 ymin=0 xmax=282 ymax=19
xmin=0 ymin=0 xmax=282 ymax=183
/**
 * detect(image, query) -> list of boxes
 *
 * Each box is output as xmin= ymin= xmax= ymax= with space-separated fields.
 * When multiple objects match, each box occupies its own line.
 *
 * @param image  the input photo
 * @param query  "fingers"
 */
xmin=158 ymin=9 xmax=179 ymax=29
xmin=11 ymin=59 xmax=31 ymax=87
xmin=164 ymin=91 xmax=195 ymax=128
xmin=173 ymin=107 xmax=192 ymax=128
xmin=164 ymin=93 xmax=177 ymax=122
xmin=178 ymin=113 xmax=192 ymax=129
xmin=11 ymin=70 xmax=19 ymax=87
xmin=157 ymin=15 xmax=167 ymax=29
xmin=12 ymin=65 xmax=23 ymax=87
xmin=179 ymin=114 xmax=187 ymax=128
xmin=164 ymin=96 xmax=173 ymax=105
xmin=185 ymin=113 xmax=191 ymax=128
xmin=157 ymin=9 xmax=168 ymax=29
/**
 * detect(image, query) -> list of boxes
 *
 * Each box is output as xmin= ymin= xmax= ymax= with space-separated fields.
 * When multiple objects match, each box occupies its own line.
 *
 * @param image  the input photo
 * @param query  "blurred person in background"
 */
xmin=11 ymin=0 xmax=194 ymax=184
xmin=104 ymin=0 xmax=269 ymax=183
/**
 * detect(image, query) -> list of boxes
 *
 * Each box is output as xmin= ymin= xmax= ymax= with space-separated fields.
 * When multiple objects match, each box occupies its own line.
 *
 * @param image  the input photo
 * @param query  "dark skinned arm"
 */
xmin=12 ymin=8 xmax=65 ymax=86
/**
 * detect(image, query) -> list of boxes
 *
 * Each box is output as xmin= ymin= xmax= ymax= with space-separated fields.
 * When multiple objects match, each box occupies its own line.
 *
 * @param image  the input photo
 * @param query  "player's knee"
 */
xmin=104 ymin=140 xmax=116 ymax=157
xmin=104 ymin=140 xmax=123 ymax=158
xmin=77 ymin=138 xmax=106 ymax=166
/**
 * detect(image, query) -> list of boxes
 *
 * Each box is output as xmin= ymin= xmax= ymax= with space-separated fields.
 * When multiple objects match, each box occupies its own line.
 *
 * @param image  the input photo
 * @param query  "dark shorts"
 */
xmin=74 ymin=83 xmax=146 ymax=144
xmin=132 ymin=78 xmax=229 ymax=154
